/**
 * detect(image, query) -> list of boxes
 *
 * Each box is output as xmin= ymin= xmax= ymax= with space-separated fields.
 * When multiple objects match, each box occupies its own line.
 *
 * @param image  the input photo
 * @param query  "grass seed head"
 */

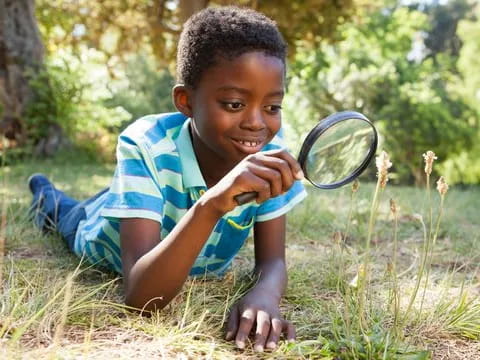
xmin=349 ymin=264 xmax=366 ymax=288
xmin=358 ymin=263 xmax=366 ymax=278
xmin=376 ymin=151 xmax=392 ymax=188
xmin=390 ymin=199 xmax=397 ymax=215
xmin=333 ymin=231 xmax=342 ymax=244
xmin=422 ymin=151 xmax=437 ymax=176
xmin=413 ymin=213 xmax=423 ymax=221
xmin=386 ymin=261 xmax=394 ymax=274
xmin=352 ymin=180 xmax=359 ymax=193
xmin=436 ymin=176 xmax=449 ymax=196
xmin=349 ymin=274 xmax=359 ymax=288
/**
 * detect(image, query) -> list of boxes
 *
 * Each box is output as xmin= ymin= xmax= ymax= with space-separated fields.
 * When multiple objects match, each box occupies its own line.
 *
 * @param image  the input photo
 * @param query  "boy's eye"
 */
xmin=265 ymin=105 xmax=282 ymax=114
xmin=221 ymin=101 xmax=244 ymax=111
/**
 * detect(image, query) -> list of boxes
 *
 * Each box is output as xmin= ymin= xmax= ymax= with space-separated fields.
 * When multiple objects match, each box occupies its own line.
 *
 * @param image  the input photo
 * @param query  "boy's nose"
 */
xmin=240 ymin=109 xmax=266 ymax=131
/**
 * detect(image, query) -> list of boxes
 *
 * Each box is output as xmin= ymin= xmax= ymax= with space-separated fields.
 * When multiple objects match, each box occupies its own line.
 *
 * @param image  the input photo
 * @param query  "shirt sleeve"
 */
xmin=101 ymin=134 xmax=164 ymax=223
xmin=255 ymin=128 xmax=308 ymax=222
xmin=255 ymin=181 xmax=307 ymax=222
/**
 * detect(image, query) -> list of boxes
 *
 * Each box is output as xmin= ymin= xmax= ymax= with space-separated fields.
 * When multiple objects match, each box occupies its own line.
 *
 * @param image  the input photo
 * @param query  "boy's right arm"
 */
xmin=120 ymin=196 xmax=222 ymax=311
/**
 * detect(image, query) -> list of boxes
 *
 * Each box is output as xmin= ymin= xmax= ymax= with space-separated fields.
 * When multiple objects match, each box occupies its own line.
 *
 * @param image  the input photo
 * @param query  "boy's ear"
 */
xmin=172 ymin=85 xmax=193 ymax=118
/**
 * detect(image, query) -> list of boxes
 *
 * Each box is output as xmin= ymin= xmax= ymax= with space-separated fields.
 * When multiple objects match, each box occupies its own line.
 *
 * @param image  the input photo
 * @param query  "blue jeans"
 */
xmin=31 ymin=182 xmax=108 ymax=251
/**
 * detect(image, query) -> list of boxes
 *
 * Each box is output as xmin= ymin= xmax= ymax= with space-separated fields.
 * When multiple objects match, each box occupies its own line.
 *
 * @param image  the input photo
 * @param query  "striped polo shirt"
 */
xmin=73 ymin=112 xmax=307 ymax=276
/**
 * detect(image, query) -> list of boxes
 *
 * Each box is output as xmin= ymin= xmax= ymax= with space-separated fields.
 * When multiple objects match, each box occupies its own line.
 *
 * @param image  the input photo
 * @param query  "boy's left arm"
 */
xmin=225 ymin=214 xmax=295 ymax=352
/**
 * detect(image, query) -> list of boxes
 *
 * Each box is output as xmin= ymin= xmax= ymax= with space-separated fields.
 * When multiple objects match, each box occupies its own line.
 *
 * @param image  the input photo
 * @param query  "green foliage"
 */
xmin=24 ymin=58 xmax=129 ymax=157
xmin=283 ymin=4 xmax=478 ymax=184
xmin=105 ymin=55 xmax=176 ymax=126
xmin=439 ymin=3 xmax=480 ymax=184
xmin=438 ymin=147 xmax=480 ymax=185
xmin=457 ymin=3 xmax=480 ymax=107
xmin=25 ymin=61 xmax=83 ymax=140
xmin=374 ymin=68 xmax=476 ymax=183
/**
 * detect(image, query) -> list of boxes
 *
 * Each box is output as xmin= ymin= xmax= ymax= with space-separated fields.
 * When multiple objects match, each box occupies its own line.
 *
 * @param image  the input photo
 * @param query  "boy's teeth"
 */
xmin=239 ymin=140 xmax=258 ymax=147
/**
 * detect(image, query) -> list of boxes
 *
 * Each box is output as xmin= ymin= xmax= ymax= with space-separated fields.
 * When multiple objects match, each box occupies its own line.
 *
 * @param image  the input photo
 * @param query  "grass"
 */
xmin=1 ymin=151 xmax=480 ymax=359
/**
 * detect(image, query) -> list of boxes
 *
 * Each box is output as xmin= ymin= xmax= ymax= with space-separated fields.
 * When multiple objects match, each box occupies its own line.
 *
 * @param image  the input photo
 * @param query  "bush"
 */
xmin=283 ymin=5 xmax=478 ymax=184
xmin=105 ymin=54 xmax=176 ymax=130
xmin=23 ymin=58 xmax=129 ymax=161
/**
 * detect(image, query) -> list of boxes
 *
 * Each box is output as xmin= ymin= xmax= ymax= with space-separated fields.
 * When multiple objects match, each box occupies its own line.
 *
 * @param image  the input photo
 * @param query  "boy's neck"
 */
xmin=189 ymin=124 xmax=233 ymax=188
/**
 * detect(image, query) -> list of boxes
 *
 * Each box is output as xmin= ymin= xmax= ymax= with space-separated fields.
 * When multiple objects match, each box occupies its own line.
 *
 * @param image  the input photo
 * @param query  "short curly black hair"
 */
xmin=176 ymin=6 xmax=287 ymax=88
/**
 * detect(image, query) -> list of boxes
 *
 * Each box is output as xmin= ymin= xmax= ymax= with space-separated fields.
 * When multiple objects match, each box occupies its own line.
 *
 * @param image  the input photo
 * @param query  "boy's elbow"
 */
xmin=125 ymin=294 xmax=169 ymax=313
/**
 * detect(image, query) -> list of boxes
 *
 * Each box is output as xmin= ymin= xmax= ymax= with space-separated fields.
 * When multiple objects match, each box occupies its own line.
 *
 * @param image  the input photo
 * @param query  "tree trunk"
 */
xmin=148 ymin=0 xmax=208 ymax=66
xmin=0 ymin=0 xmax=44 ymax=145
xmin=178 ymin=0 xmax=209 ymax=24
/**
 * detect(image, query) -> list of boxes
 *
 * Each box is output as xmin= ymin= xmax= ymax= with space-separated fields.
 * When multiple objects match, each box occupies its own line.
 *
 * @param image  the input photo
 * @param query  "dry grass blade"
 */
xmin=442 ymin=294 xmax=480 ymax=340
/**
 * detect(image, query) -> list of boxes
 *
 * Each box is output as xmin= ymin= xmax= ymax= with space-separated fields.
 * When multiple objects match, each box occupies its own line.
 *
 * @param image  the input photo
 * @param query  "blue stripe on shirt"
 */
xmin=154 ymin=154 xmax=182 ymax=174
xmin=104 ymin=191 xmax=164 ymax=214
xmin=118 ymin=159 xmax=153 ymax=178
xmin=162 ymin=214 xmax=177 ymax=234
xmin=162 ymin=185 xmax=191 ymax=209
xmin=97 ymin=229 xmax=121 ymax=257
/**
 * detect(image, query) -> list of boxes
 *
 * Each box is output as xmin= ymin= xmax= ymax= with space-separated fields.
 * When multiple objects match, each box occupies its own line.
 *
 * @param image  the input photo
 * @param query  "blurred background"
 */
xmin=1 ymin=0 xmax=479 ymax=185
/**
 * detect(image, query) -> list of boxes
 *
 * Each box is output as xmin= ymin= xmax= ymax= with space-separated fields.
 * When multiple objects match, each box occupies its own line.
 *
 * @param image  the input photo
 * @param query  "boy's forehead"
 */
xmin=198 ymin=52 xmax=285 ymax=91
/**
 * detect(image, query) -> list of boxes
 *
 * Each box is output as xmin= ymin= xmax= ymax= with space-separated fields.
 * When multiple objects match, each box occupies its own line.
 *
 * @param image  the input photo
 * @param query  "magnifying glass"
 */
xmin=235 ymin=111 xmax=378 ymax=205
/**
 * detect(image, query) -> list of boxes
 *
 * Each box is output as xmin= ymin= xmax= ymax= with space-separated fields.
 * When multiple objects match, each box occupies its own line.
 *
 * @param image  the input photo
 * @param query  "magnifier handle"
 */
xmin=234 ymin=191 xmax=258 ymax=205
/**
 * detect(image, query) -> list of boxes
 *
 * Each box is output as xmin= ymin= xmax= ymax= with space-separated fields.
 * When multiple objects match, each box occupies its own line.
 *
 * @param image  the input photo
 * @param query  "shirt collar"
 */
xmin=174 ymin=118 xmax=207 ymax=189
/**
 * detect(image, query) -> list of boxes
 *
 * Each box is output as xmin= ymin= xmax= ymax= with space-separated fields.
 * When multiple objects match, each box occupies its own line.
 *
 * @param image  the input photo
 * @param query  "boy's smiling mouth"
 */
xmin=231 ymin=138 xmax=265 ymax=153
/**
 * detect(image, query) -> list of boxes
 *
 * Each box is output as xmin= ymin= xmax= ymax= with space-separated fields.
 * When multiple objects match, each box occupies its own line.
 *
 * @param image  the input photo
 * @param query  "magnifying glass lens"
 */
xmin=305 ymin=118 xmax=376 ymax=186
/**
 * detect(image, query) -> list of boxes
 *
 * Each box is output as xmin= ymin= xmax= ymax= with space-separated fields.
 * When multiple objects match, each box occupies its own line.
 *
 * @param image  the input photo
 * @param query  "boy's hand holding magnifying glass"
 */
xmin=202 ymin=148 xmax=304 ymax=216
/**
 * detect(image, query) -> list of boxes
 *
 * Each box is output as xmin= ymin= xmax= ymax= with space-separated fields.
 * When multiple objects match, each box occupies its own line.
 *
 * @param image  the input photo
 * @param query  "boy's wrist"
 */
xmin=196 ymin=191 xmax=229 ymax=219
xmin=250 ymin=284 xmax=282 ymax=304
xmin=198 ymin=187 xmax=239 ymax=217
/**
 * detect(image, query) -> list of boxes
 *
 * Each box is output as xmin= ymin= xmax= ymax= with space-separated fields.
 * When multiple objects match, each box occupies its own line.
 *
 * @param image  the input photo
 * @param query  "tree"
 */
xmin=0 ymin=0 xmax=44 ymax=146
xmin=420 ymin=0 xmax=474 ymax=59
xmin=36 ymin=0 xmax=356 ymax=66
xmin=1 ymin=0 xmax=357 ymax=156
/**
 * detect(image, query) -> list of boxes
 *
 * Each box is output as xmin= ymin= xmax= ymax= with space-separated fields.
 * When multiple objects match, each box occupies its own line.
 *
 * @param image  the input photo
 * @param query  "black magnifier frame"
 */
xmin=234 ymin=110 xmax=378 ymax=205
xmin=297 ymin=110 xmax=378 ymax=190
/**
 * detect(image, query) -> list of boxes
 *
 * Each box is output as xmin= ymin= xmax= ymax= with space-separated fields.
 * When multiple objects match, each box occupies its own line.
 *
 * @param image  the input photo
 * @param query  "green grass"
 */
xmin=1 ymin=152 xmax=480 ymax=359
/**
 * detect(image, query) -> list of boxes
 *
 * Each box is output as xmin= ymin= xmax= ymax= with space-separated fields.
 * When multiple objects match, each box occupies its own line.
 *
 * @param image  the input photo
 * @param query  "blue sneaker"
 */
xmin=27 ymin=173 xmax=56 ymax=230
xmin=28 ymin=173 xmax=52 ymax=195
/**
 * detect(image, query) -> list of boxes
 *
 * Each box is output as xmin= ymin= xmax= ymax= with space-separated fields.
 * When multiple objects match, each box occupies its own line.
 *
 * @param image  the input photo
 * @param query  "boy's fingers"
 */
xmin=261 ymin=149 xmax=304 ymax=180
xmin=225 ymin=306 xmax=239 ymax=341
xmin=254 ymin=310 xmax=270 ymax=352
xmin=250 ymin=155 xmax=295 ymax=193
xmin=235 ymin=171 xmax=271 ymax=203
xmin=266 ymin=317 xmax=283 ymax=349
xmin=235 ymin=308 xmax=255 ymax=349
xmin=249 ymin=176 xmax=271 ymax=204
xmin=283 ymin=320 xmax=296 ymax=342
xmin=248 ymin=163 xmax=283 ymax=198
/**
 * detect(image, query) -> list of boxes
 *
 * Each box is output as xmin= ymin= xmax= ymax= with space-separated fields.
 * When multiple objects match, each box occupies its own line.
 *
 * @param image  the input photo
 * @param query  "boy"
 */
xmin=29 ymin=6 xmax=306 ymax=352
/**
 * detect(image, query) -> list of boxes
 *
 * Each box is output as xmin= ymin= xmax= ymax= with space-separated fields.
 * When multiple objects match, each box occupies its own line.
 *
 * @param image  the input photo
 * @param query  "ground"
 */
xmin=1 ymin=152 xmax=479 ymax=359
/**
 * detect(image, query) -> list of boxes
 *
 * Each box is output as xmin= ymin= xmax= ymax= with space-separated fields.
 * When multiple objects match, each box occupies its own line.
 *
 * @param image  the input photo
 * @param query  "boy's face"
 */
xmin=185 ymin=51 xmax=285 ymax=173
